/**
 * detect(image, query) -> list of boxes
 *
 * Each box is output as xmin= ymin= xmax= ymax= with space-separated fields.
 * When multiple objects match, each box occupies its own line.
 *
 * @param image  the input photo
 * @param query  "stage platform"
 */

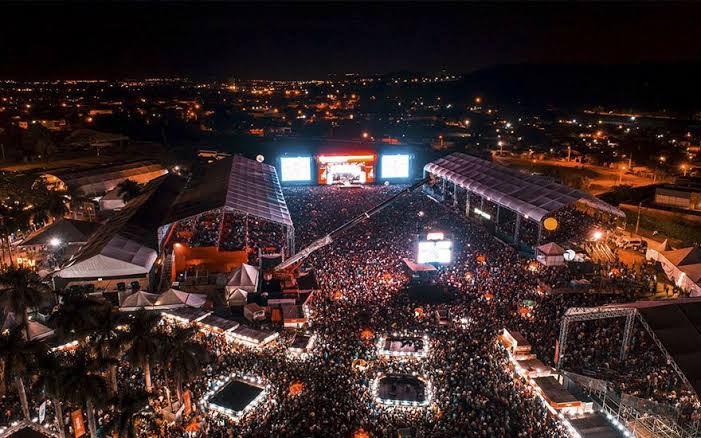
xmin=403 ymin=284 xmax=455 ymax=305
xmin=374 ymin=374 xmax=431 ymax=407
xmin=205 ymin=378 xmax=266 ymax=420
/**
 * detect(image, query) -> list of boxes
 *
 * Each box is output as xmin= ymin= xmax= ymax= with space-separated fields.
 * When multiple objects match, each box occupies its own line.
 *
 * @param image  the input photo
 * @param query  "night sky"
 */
xmin=2 ymin=2 xmax=701 ymax=80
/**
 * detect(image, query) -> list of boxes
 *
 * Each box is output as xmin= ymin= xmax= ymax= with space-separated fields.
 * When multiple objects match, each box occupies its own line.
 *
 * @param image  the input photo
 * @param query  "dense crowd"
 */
xmin=3 ymin=184 xmax=698 ymax=437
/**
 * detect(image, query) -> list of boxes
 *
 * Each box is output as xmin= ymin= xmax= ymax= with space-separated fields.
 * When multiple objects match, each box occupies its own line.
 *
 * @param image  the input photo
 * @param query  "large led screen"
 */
xmin=417 ymin=240 xmax=453 ymax=264
xmin=317 ymin=154 xmax=375 ymax=185
xmin=280 ymin=156 xmax=312 ymax=182
xmin=381 ymin=154 xmax=410 ymax=179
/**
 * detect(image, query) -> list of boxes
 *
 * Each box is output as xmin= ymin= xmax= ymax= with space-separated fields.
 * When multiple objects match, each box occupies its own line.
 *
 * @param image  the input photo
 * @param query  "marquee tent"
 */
xmin=155 ymin=288 xmax=207 ymax=309
xmin=646 ymin=246 xmax=701 ymax=296
xmin=536 ymin=242 xmax=565 ymax=266
xmin=227 ymin=288 xmax=248 ymax=307
xmin=120 ymin=290 xmax=159 ymax=311
xmin=225 ymin=263 xmax=259 ymax=294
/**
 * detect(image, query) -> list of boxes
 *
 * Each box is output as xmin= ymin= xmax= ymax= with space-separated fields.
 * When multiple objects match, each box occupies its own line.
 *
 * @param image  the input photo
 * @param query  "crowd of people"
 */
xmin=2 ymin=183 xmax=699 ymax=437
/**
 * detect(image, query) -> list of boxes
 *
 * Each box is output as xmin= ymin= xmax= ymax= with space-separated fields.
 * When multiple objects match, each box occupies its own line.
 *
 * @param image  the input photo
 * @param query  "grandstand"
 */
xmin=159 ymin=155 xmax=293 ymax=288
xmin=423 ymin=153 xmax=624 ymax=250
xmin=557 ymin=299 xmax=701 ymax=437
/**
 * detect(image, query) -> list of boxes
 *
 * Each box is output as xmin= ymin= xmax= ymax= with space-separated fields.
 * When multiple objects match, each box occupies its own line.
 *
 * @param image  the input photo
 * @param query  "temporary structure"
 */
xmin=120 ymin=290 xmax=159 ymax=311
xmin=155 ymin=288 xmax=207 ymax=309
xmin=225 ymin=263 xmax=259 ymax=294
xmin=227 ymin=288 xmax=248 ymax=307
xmin=647 ymin=246 xmax=701 ymax=297
xmin=536 ymin=242 xmax=565 ymax=266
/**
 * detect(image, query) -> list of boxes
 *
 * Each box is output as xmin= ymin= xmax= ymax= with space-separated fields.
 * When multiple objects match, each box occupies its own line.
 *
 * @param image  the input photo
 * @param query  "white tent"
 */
xmin=646 ymin=246 xmax=701 ymax=297
xmin=227 ymin=288 xmax=248 ymax=307
xmin=225 ymin=263 xmax=259 ymax=294
xmin=27 ymin=320 xmax=55 ymax=341
xmin=536 ymin=242 xmax=565 ymax=266
xmin=155 ymin=288 xmax=207 ymax=309
xmin=120 ymin=290 xmax=159 ymax=310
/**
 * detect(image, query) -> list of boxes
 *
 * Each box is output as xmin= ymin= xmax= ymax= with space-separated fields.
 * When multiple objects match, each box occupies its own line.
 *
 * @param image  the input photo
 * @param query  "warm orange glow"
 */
xmin=354 ymin=429 xmax=370 ymax=438
xmin=360 ymin=328 xmax=374 ymax=340
xmin=289 ymin=382 xmax=304 ymax=397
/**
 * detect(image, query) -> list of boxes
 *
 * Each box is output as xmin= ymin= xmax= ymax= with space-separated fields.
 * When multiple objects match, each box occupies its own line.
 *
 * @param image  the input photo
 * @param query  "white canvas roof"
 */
xmin=56 ymin=247 xmax=157 ymax=279
xmin=425 ymin=153 xmax=625 ymax=222
xmin=27 ymin=320 xmax=55 ymax=341
xmin=227 ymin=288 xmax=248 ymax=306
xmin=120 ymin=290 xmax=159 ymax=309
xmin=155 ymin=288 xmax=207 ymax=309
xmin=537 ymin=242 xmax=565 ymax=256
xmin=225 ymin=263 xmax=259 ymax=293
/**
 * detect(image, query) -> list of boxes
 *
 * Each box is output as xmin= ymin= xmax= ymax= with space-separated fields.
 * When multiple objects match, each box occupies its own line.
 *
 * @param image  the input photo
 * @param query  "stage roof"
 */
xmin=20 ymin=218 xmax=99 ymax=246
xmin=166 ymin=155 xmax=292 ymax=227
xmin=424 ymin=153 xmax=624 ymax=222
xmin=45 ymin=159 xmax=166 ymax=197
xmin=601 ymin=298 xmax=701 ymax=396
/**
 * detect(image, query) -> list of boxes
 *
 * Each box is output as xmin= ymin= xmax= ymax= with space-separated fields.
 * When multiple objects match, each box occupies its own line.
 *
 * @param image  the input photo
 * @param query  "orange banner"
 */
xmin=183 ymin=390 xmax=192 ymax=416
xmin=71 ymin=410 xmax=86 ymax=438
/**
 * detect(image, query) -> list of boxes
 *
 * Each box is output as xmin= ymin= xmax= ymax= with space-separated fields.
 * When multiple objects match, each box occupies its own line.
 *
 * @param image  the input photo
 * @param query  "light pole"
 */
xmin=618 ymin=165 xmax=626 ymax=185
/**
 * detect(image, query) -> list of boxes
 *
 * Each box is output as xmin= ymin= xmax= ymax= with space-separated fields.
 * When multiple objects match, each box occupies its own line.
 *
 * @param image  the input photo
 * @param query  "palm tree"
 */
xmin=0 ymin=205 xmax=30 ymax=268
xmin=50 ymin=293 xmax=110 ymax=339
xmin=31 ymin=179 xmax=69 ymax=226
xmin=35 ymin=354 xmax=69 ymax=438
xmin=90 ymin=309 xmax=127 ymax=393
xmin=120 ymin=310 xmax=161 ymax=393
xmin=105 ymin=389 xmax=148 ymax=438
xmin=0 ymin=328 xmax=48 ymax=420
xmin=62 ymin=352 xmax=109 ymax=438
xmin=0 ymin=267 xmax=51 ymax=340
xmin=160 ymin=326 xmax=208 ymax=402
xmin=116 ymin=179 xmax=142 ymax=203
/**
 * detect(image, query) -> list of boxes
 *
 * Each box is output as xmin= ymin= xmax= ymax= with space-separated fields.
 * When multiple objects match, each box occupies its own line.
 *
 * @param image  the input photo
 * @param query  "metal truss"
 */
xmin=557 ymin=305 xmax=698 ymax=403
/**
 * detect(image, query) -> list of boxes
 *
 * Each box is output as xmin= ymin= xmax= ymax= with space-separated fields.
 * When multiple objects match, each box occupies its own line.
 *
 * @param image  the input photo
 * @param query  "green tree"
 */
xmin=0 ymin=267 xmax=51 ymax=340
xmin=105 ymin=389 xmax=149 ymax=438
xmin=90 ymin=309 xmax=126 ymax=393
xmin=160 ymin=326 xmax=208 ymax=402
xmin=120 ymin=310 xmax=161 ymax=393
xmin=116 ymin=179 xmax=142 ymax=202
xmin=0 ymin=328 xmax=48 ymax=420
xmin=62 ymin=352 xmax=109 ymax=438
xmin=50 ymin=293 xmax=110 ymax=340
xmin=0 ymin=205 xmax=30 ymax=268
xmin=23 ymin=124 xmax=57 ymax=160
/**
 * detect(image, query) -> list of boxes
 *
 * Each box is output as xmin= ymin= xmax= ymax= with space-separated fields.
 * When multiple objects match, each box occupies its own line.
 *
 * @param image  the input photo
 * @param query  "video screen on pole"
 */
xmin=317 ymin=154 xmax=375 ymax=185
xmin=280 ymin=156 xmax=312 ymax=182
xmin=381 ymin=154 xmax=410 ymax=179
xmin=417 ymin=240 xmax=453 ymax=264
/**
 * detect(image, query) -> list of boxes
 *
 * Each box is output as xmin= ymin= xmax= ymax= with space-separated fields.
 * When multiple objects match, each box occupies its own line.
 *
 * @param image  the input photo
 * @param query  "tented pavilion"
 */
xmin=424 ymin=153 xmax=624 ymax=250
xmin=54 ymin=174 xmax=186 ymax=293
xmin=161 ymin=155 xmax=294 ymax=280
xmin=646 ymin=246 xmax=701 ymax=297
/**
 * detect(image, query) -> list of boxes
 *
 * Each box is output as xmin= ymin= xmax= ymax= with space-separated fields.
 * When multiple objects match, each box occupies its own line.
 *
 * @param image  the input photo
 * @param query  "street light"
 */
xmin=49 ymin=237 xmax=61 ymax=247
xmin=618 ymin=165 xmax=626 ymax=185
xmin=681 ymin=164 xmax=688 ymax=176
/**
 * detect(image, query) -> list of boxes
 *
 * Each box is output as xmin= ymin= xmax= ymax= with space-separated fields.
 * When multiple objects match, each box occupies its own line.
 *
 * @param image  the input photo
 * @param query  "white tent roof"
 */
xmin=424 ymin=153 xmax=625 ymax=222
xmin=227 ymin=288 xmax=248 ymax=305
xmin=226 ymin=263 xmax=259 ymax=292
xmin=155 ymin=288 xmax=207 ymax=308
xmin=537 ymin=242 xmax=565 ymax=256
xmin=27 ymin=320 xmax=55 ymax=341
xmin=120 ymin=290 xmax=158 ymax=309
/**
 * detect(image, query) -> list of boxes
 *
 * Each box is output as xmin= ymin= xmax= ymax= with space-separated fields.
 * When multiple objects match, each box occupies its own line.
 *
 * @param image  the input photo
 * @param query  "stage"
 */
xmin=373 ymin=374 xmax=432 ymax=407
xmin=403 ymin=283 xmax=456 ymax=305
